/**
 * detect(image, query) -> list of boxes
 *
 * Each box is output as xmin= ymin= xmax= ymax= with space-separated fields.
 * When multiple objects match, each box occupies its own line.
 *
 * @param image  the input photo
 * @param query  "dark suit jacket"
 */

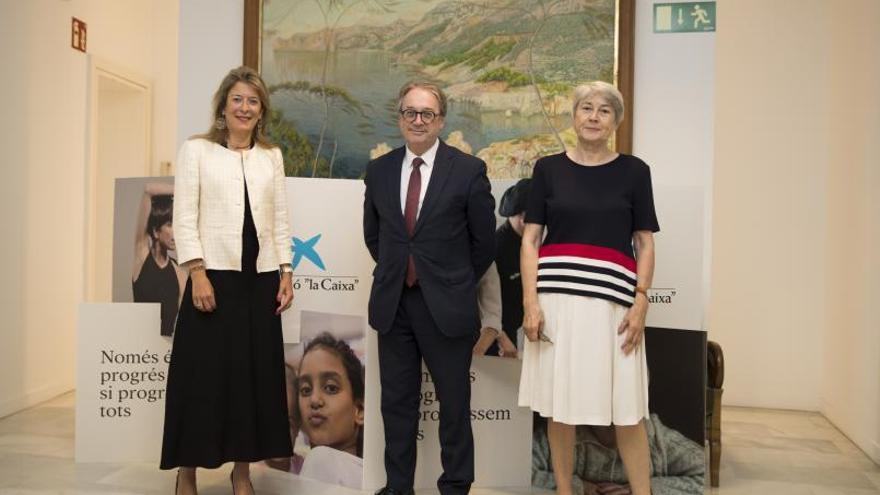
xmin=363 ymin=140 xmax=496 ymax=337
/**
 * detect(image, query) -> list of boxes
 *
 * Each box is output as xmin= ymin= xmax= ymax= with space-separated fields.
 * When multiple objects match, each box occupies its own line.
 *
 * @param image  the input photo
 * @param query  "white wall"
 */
xmin=710 ymin=0 xmax=828 ymax=411
xmin=711 ymin=0 xmax=880 ymax=463
xmin=0 ymin=0 xmax=39 ymax=418
xmin=177 ymin=0 xmax=243 ymax=149
xmin=821 ymin=1 xmax=880 ymax=464
xmin=0 ymin=0 xmax=178 ymax=417
xmin=75 ymin=0 xmax=179 ymax=172
xmin=152 ymin=1 xmax=181 ymax=171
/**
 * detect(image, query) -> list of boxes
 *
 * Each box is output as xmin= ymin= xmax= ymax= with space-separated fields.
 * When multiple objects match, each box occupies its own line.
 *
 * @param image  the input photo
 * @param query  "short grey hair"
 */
xmin=571 ymin=81 xmax=625 ymax=126
xmin=398 ymin=80 xmax=448 ymax=116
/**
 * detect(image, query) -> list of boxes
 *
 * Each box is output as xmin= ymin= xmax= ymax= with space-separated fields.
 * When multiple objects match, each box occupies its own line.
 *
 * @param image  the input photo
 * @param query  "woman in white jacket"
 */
xmin=160 ymin=66 xmax=295 ymax=495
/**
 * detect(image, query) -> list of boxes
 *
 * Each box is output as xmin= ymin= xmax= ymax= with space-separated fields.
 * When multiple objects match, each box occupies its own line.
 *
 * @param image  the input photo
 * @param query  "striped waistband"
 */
xmin=537 ymin=243 xmax=637 ymax=307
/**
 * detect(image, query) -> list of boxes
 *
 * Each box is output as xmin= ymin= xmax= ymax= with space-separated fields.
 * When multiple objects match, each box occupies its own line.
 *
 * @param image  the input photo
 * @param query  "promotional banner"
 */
xmin=75 ymin=303 xmax=171 ymax=462
xmin=101 ymin=177 xmax=535 ymax=490
xmin=112 ymin=178 xmax=705 ymax=336
xmin=101 ymin=175 xmax=705 ymax=490
xmin=647 ymin=184 xmax=704 ymax=332
xmin=411 ymin=356 xmax=532 ymax=489
xmin=112 ymin=177 xmax=376 ymax=344
xmin=112 ymin=178 xmax=181 ymax=337
xmin=279 ymin=179 xmax=375 ymax=343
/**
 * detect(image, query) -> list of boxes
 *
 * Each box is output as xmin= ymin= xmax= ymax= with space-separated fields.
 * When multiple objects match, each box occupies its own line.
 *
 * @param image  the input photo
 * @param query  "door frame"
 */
xmin=84 ymin=58 xmax=152 ymax=302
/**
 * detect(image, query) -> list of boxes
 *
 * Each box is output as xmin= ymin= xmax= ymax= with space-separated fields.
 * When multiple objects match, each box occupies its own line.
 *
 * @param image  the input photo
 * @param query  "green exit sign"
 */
xmin=654 ymin=2 xmax=716 ymax=33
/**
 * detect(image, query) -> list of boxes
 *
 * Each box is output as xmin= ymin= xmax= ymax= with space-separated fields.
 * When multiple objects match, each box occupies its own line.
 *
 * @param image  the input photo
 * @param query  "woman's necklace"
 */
xmin=226 ymin=138 xmax=251 ymax=151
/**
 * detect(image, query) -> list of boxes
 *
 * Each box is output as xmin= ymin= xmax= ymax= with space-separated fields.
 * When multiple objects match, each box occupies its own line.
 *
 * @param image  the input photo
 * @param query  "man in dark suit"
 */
xmin=363 ymin=81 xmax=496 ymax=495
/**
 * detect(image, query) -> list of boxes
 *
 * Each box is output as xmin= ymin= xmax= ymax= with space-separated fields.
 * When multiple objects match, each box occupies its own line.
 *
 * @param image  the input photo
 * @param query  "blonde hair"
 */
xmin=571 ymin=81 xmax=625 ymax=126
xmin=198 ymin=66 xmax=275 ymax=148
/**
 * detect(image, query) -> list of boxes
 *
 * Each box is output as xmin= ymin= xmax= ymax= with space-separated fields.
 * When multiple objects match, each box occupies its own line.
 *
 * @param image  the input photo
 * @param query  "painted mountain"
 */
xmin=261 ymin=0 xmax=616 ymax=179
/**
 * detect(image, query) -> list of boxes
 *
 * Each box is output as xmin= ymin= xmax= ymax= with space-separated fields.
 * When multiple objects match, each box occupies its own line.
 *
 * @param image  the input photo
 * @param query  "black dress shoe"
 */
xmin=374 ymin=487 xmax=415 ymax=495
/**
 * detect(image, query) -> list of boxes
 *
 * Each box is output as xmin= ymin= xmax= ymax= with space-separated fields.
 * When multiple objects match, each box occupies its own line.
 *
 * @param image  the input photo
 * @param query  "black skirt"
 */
xmin=160 ymin=186 xmax=292 ymax=469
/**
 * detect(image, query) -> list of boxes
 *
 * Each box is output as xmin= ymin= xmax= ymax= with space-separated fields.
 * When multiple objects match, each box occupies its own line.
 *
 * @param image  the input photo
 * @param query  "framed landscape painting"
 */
xmin=244 ymin=0 xmax=634 ymax=178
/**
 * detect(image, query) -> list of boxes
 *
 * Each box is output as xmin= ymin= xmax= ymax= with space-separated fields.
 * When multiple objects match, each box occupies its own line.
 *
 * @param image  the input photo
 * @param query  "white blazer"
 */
xmin=173 ymin=138 xmax=292 ymax=273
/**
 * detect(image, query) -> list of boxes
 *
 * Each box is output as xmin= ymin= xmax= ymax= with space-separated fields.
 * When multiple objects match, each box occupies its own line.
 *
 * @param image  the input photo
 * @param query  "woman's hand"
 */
xmin=520 ymin=223 xmax=545 ymax=343
xmin=496 ymin=332 xmax=518 ymax=358
xmin=191 ymin=270 xmax=216 ymax=312
xmin=523 ymin=303 xmax=544 ymax=342
xmin=618 ymin=295 xmax=648 ymax=355
xmin=276 ymin=272 xmax=294 ymax=315
xmin=621 ymin=230 xmax=655 ymax=356
xmin=473 ymin=327 xmax=499 ymax=355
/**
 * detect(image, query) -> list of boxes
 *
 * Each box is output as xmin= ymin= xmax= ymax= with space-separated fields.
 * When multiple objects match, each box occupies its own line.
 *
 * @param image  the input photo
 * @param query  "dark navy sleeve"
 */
xmin=632 ymin=162 xmax=660 ymax=233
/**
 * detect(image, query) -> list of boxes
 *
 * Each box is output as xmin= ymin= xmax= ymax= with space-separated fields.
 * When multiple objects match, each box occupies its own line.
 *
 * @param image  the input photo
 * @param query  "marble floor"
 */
xmin=708 ymin=407 xmax=880 ymax=495
xmin=0 ymin=393 xmax=878 ymax=494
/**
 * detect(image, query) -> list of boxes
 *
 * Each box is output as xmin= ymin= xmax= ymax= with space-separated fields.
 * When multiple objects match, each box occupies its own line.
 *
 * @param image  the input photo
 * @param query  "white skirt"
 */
xmin=518 ymin=292 xmax=649 ymax=425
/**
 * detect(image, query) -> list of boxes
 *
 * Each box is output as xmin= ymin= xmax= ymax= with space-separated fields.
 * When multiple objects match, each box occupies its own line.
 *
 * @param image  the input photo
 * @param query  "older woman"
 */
xmin=160 ymin=66 xmax=295 ymax=495
xmin=518 ymin=81 xmax=659 ymax=495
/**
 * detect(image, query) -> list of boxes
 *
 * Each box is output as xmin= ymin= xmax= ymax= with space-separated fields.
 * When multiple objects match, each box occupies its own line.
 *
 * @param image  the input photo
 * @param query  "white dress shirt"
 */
xmin=399 ymin=139 xmax=439 ymax=218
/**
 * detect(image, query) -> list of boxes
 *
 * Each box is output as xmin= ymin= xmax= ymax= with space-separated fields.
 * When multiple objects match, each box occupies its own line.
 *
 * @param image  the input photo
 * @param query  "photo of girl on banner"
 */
xmin=131 ymin=182 xmax=187 ymax=336
xmin=266 ymin=310 xmax=366 ymax=490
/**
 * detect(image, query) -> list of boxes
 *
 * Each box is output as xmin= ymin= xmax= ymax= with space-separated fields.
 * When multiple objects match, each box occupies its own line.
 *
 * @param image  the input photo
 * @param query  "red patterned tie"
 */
xmin=404 ymin=157 xmax=424 ymax=287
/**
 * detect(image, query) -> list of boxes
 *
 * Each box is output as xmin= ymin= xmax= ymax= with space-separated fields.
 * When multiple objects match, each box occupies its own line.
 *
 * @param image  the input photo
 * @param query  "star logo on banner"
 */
xmin=291 ymin=234 xmax=326 ymax=271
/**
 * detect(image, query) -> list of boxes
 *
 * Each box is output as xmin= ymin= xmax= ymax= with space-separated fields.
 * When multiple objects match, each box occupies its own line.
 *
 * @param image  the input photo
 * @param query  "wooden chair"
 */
xmin=706 ymin=340 xmax=724 ymax=487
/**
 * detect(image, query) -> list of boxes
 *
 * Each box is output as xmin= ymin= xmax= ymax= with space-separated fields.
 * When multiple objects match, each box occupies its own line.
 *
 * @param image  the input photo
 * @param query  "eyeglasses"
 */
xmin=399 ymin=108 xmax=440 ymax=123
